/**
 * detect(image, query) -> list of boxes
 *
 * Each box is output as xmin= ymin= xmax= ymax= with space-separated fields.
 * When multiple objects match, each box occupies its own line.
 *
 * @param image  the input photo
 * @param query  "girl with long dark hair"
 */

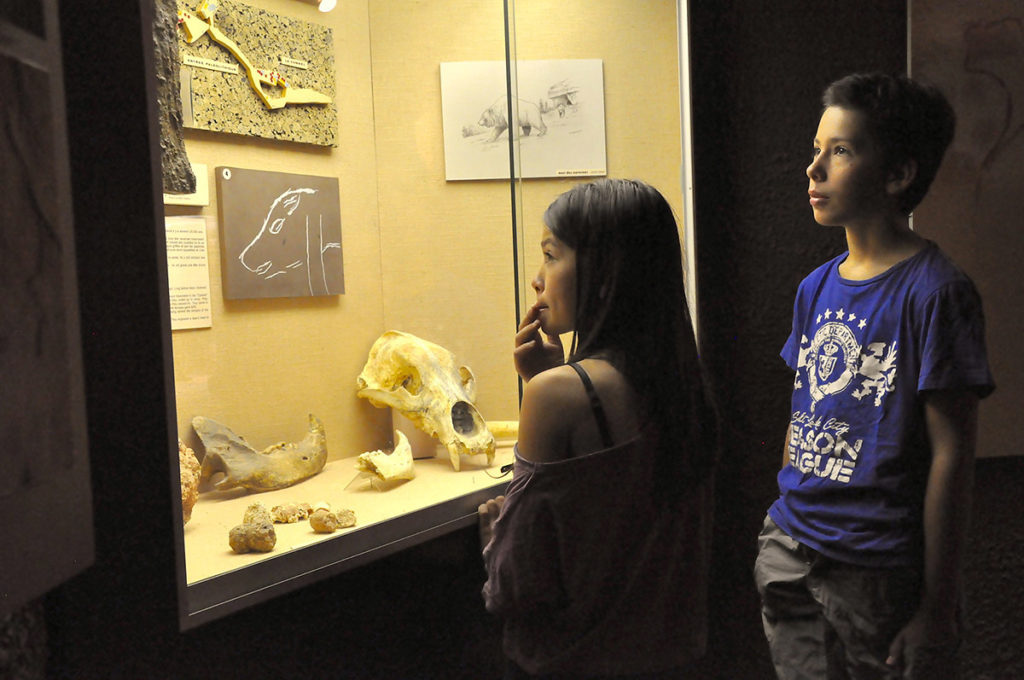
xmin=480 ymin=178 xmax=718 ymax=679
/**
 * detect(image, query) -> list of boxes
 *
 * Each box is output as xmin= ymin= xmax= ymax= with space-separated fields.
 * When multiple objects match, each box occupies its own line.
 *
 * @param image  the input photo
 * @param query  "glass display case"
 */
xmin=164 ymin=0 xmax=691 ymax=629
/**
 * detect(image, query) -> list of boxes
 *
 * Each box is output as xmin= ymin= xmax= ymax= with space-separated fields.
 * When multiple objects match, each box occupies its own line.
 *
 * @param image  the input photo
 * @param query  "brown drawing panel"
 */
xmin=216 ymin=166 xmax=344 ymax=299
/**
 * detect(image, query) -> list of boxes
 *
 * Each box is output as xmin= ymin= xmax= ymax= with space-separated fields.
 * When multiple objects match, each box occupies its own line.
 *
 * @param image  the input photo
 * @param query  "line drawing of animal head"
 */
xmin=238 ymin=187 xmax=317 ymax=280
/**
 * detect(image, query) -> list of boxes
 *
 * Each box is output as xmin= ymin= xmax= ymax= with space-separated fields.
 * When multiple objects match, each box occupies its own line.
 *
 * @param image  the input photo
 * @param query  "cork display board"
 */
xmin=216 ymin=166 xmax=344 ymax=299
xmin=176 ymin=0 xmax=338 ymax=146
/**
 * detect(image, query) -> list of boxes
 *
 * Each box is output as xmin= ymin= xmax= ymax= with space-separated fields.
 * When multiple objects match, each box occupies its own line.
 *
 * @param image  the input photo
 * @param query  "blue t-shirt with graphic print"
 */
xmin=768 ymin=241 xmax=994 ymax=567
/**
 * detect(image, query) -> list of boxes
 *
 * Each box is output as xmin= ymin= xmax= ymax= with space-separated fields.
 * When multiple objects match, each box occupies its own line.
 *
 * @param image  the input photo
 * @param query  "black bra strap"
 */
xmin=567 ymin=362 xmax=614 ymax=449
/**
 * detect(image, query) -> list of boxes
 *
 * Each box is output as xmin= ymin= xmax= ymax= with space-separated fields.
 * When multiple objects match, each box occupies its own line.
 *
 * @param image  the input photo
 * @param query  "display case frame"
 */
xmin=168 ymin=0 xmax=523 ymax=631
xmin=167 ymin=0 xmax=696 ymax=631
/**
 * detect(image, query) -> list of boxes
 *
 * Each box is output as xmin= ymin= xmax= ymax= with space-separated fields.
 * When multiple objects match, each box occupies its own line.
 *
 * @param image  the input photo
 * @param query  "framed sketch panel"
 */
xmin=441 ymin=59 xmax=607 ymax=180
xmin=216 ymin=166 xmax=344 ymax=299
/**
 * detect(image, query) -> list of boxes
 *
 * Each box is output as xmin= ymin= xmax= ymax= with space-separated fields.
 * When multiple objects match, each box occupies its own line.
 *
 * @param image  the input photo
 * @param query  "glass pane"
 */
xmin=509 ymin=0 xmax=690 ymax=320
xmin=165 ymin=0 xmax=518 ymax=627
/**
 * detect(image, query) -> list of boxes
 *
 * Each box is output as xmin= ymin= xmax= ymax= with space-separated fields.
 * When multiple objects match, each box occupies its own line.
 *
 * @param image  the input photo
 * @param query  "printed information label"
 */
xmin=165 ymin=216 xmax=213 ymax=330
xmin=280 ymin=56 xmax=310 ymax=70
xmin=182 ymin=54 xmax=239 ymax=74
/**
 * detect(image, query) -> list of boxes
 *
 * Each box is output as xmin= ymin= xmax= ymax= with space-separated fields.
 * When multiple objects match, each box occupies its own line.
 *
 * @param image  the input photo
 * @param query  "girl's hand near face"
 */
xmin=514 ymin=304 xmax=565 ymax=381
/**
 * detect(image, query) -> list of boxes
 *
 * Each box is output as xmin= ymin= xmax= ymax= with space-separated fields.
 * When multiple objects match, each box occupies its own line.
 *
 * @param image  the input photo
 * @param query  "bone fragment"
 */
xmin=355 ymin=430 xmax=416 ymax=482
xmin=195 ymin=414 xmax=327 ymax=492
xmin=229 ymin=503 xmax=276 ymax=553
xmin=486 ymin=421 xmax=519 ymax=440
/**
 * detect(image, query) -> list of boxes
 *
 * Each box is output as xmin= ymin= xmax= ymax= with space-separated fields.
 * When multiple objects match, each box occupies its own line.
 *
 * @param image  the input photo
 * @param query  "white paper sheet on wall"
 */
xmin=165 ymin=216 xmax=213 ymax=330
xmin=440 ymin=59 xmax=607 ymax=181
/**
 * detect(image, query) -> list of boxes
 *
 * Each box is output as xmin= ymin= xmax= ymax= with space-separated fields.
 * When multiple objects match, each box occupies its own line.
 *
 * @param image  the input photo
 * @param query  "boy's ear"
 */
xmin=886 ymin=158 xmax=917 ymax=196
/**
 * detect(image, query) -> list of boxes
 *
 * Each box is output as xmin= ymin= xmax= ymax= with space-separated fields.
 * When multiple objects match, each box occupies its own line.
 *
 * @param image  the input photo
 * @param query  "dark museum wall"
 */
xmin=690 ymin=1 xmax=895 ymax=676
xmin=689 ymin=2 xmax=1024 ymax=680
xmin=1 ymin=2 xmax=1018 ymax=679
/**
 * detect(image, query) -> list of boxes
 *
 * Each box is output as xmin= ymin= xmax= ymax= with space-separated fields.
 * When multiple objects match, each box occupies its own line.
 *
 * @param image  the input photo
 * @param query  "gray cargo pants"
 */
xmin=754 ymin=516 xmax=959 ymax=680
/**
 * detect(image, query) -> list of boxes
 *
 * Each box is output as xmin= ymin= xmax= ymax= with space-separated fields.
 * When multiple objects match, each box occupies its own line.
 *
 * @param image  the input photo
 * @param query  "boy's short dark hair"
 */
xmin=823 ymin=73 xmax=955 ymax=215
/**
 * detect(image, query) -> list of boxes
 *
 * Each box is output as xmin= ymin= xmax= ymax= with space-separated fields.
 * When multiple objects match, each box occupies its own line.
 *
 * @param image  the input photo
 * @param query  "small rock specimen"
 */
xmin=229 ymin=503 xmax=277 ymax=553
xmin=334 ymin=508 xmax=356 ymax=528
xmin=309 ymin=507 xmax=357 ymax=534
xmin=271 ymin=502 xmax=312 ymax=523
xmin=179 ymin=439 xmax=201 ymax=524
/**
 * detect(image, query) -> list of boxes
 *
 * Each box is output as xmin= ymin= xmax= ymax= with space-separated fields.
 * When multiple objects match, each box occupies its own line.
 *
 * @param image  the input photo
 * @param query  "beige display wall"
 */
xmin=511 ymin=0 xmax=685 ymax=306
xmin=168 ymin=0 xmax=683 ymax=465
xmin=367 ymin=0 xmax=518 ymax=426
xmin=168 ymin=0 xmax=388 ymax=461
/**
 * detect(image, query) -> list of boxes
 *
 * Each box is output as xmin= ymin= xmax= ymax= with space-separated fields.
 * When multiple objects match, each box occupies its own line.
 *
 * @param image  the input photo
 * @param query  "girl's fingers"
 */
xmin=515 ymin=319 xmax=542 ymax=344
xmin=518 ymin=304 xmax=542 ymax=331
xmin=513 ymin=341 xmax=539 ymax=363
xmin=517 ymin=313 xmax=540 ymax=333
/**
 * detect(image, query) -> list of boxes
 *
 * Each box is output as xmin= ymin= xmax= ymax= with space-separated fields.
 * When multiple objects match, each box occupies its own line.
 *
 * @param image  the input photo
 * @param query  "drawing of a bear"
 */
xmin=478 ymin=97 xmax=547 ymax=141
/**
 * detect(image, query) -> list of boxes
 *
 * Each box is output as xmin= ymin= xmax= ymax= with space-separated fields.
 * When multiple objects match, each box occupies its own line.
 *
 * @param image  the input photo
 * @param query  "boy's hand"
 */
xmin=885 ymin=607 xmax=958 ymax=673
xmin=514 ymin=304 xmax=564 ymax=381
xmin=477 ymin=495 xmax=505 ymax=550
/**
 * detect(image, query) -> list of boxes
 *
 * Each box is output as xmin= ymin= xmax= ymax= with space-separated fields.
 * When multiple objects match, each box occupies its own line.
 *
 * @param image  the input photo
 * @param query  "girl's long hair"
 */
xmin=544 ymin=179 xmax=718 ymax=501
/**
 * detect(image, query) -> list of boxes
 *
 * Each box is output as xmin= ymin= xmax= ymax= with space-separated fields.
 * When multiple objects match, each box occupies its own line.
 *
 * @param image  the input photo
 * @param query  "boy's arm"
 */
xmin=919 ymin=389 xmax=978 ymax=618
xmin=886 ymin=388 xmax=978 ymax=668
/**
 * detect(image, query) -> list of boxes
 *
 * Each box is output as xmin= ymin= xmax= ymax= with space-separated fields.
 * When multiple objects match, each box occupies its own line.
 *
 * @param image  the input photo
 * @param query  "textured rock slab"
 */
xmin=155 ymin=0 xmax=196 ymax=193
xmin=175 ymin=0 xmax=337 ymax=146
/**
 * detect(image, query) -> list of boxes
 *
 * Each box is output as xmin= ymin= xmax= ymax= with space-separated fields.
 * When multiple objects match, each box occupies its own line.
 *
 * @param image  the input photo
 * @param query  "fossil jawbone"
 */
xmin=195 ymin=414 xmax=327 ymax=492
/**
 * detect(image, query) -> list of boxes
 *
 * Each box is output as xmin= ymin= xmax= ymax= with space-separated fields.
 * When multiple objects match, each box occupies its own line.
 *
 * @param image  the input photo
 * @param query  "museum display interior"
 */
xmin=8 ymin=1 xmax=1021 ymax=677
xmin=163 ymin=0 xmax=689 ymax=628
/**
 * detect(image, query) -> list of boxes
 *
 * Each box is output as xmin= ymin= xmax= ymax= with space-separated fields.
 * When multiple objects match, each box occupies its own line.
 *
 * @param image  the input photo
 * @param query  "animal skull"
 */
xmin=356 ymin=331 xmax=495 ymax=471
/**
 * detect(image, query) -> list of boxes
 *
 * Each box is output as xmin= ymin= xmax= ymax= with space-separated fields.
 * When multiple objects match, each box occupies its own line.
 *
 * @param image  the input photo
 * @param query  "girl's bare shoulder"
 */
xmin=517 ymin=365 xmax=592 ymax=463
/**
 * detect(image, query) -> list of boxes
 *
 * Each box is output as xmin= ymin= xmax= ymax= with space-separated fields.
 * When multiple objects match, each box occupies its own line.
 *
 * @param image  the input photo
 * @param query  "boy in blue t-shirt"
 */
xmin=755 ymin=73 xmax=995 ymax=679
